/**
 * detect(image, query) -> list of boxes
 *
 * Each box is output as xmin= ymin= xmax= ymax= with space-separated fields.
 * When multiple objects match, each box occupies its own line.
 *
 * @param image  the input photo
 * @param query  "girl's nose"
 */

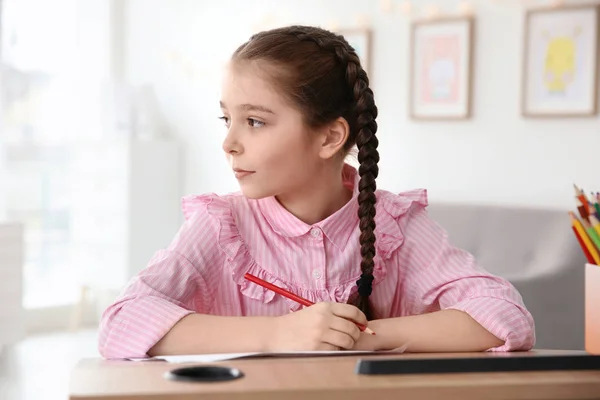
xmin=222 ymin=130 xmax=243 ymax=155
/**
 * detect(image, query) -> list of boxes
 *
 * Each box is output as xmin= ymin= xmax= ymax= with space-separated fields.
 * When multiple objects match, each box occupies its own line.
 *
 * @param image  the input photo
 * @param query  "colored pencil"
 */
xmin=574 ymin=184 xmax=591 ymax=214
xmin=570 ymin=212 xmax=600 ymax=265
xmin=576 ymin=197 xmax=590 ymax=221
xmin=572 ymin=225 xmax=595 ymax=264
xmin=589 ymin=215 xmax=600 ymax=242
xmin=583 ymin=219 xmax=600 ymax=252
xmin=593 ymin=200 xmax=600 ymax=219
xmin=244 ymin=272 xmax=375 ymax=335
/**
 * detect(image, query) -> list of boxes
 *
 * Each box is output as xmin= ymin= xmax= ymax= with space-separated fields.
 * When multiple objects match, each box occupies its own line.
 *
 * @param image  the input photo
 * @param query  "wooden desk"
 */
xmin=70 ymin=350 xmax=600 ymax=400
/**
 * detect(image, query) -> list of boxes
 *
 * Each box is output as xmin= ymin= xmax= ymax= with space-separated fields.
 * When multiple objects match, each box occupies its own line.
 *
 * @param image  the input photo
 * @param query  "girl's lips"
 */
xmin=233 ymin=169 xmax=255 ymax=179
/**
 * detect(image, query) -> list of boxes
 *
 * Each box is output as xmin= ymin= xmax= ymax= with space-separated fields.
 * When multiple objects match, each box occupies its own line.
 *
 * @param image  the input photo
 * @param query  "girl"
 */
xmin=98 ymin=25 xmax=535 ymax=359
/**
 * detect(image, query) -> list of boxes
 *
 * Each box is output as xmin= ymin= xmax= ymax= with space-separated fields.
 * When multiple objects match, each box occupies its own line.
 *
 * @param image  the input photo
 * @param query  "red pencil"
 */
xmin=576 ymin=197 xmax=590 ymax=221
xmin=574 ymin=184 xmax=590 ymax=214
xmin=572 ymin=226 xmax=595 ymax=264
xmin=244 ymin=272 xmax=375 ymax=335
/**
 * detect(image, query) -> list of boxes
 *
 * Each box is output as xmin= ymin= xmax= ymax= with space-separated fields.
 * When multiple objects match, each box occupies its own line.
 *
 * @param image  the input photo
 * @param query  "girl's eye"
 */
xmin=218 ymin=116 xmax=230 ymax=127
xmin=247 ymin=118 xmax=265 ymax=128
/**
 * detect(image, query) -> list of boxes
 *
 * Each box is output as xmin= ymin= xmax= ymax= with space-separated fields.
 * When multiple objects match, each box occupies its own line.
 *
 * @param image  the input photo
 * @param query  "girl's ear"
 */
xmin=318 ymin=117 xmax=350 ymax=160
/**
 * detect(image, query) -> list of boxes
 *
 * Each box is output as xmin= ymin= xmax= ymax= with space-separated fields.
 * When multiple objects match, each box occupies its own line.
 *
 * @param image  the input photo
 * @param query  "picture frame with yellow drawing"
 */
xmin=522 ymin=4 xmax=599 ymax=117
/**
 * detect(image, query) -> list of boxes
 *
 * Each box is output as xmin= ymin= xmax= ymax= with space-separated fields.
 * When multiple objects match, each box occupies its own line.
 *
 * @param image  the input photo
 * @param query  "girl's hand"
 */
xmin=269 ymin=302 xmax=368 ymax=351
xmin=352 ymin=319 xmax=382 ymax=351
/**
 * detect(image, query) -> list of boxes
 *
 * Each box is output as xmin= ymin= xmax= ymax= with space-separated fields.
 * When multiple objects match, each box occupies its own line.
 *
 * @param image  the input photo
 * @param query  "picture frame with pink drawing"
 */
xmin=409 ymin=17 xmax=474 ymax=120
xmin=522 ymin=5 xmax=599 ymax=118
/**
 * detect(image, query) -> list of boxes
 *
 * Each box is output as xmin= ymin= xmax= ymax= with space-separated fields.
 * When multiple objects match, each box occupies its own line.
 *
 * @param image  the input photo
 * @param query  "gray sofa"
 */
xmin=427 ymin=202 xmax=586 ymax=350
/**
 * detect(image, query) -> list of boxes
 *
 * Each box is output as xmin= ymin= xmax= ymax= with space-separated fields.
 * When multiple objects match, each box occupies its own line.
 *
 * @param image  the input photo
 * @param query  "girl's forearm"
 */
xmin=358 ymin=310 xmax=504 ymax=352
xmin=148 ymin=313 xmax=275 ymax=356
xmin=149 ymin=309 xmax=504 ymax=356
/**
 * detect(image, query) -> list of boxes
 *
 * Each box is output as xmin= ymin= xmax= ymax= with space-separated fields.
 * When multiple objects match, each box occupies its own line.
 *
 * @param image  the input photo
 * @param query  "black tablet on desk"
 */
xmin=355 ymin=353 xmax=600 ymax=375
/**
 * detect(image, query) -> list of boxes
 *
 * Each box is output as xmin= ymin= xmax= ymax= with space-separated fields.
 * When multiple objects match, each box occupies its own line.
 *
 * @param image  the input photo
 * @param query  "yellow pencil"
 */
xmin=583 ymin=219 xmax=600 ymax=253
xmin=570 ymin=212 xmax=600 ymax=265
xmin=589 ymin=214 xmax=600 ymax=239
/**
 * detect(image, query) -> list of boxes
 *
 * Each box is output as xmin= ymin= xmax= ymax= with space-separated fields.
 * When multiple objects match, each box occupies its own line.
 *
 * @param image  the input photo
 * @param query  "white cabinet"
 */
xmin=0 ymin=222 xmax=25 ymax=347
xmin=69 ymin=138 xmax=182 ymax=292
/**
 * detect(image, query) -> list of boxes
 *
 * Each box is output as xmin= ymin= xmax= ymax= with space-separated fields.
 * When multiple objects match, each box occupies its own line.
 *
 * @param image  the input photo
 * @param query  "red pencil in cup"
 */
xmin=576 ymin=197 xmax=590 ymax=221
xmin=244 ymin=272 xmax=375 ymax=335
xmin=574 ymin=184 xmax=591 ymax=214
xmin=572 ymin=225 xmax=595 ymax=265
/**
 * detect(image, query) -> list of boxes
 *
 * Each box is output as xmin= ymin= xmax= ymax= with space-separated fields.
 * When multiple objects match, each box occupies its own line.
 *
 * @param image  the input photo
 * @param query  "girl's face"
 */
xmin=220 ymin=62 xmax=323 ymax=199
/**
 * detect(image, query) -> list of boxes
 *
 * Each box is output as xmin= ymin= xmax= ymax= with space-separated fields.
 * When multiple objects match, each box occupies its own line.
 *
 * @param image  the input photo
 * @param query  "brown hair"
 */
xmin=232 ymin=26 xmax=379 ymax=320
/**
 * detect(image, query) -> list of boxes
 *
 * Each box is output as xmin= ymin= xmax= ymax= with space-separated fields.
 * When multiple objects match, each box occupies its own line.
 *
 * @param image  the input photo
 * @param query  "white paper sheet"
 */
xmin=128 ymin=345 xmax=408 ymax=363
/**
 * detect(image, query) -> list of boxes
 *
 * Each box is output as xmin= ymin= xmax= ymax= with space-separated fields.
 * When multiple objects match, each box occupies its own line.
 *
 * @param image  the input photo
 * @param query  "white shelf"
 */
xmin=0 ymin=222 xmax=25 ymax=346
xmin=68 ymin=137 xmax=182 ymax=290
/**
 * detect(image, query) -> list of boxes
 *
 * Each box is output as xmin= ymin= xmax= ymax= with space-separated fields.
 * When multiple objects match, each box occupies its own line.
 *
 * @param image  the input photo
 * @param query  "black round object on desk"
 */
xmin=164 ymin=365 xmax=244 ymax=382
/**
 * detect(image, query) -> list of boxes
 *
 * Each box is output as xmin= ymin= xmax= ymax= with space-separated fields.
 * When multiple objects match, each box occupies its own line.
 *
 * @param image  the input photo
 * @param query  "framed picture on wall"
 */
xmin=409 ymin=17 xmax=475 ymax=120
xmin=339 ymin=28 xmax=372 ymax=75
xmin=522 ymin=5 xmax=599 ymax=117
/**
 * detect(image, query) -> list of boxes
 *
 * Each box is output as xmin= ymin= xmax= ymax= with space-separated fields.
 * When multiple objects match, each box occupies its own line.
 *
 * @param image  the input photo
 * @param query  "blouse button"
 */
xmin=312 ymin=270 xmax=322 ymax=279
xmin=310 ymin=228 xmax=321 ymax=238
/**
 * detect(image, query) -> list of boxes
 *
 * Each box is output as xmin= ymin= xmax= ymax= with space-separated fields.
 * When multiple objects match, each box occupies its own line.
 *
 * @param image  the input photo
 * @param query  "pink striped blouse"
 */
xmin=98 ymin=165 xmax=535 ymax=359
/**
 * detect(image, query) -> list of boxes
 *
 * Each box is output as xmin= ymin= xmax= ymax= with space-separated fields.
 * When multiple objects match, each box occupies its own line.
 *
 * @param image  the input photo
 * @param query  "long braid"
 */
xmin=289 ymin=28 xmax=380 ymax=320
xmin=345 ymin=52 xmax=379 ymax=321
xmin=351 ymin=71 xmax=379 ymax=321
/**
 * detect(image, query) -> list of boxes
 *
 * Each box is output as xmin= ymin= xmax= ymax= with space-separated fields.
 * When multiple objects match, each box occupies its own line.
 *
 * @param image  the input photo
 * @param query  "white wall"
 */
xmin=0 ymin=0 xmax=5 ymax=221
xmin=0 ymin=102 xmax=5 ymax=222
xmin=123 ymin=0 xmax=600 ymax=210
xmin=0 ymin=222 xmax=24 ymax=345
xmin=0 ymin=149 xmax=5 ymax=221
